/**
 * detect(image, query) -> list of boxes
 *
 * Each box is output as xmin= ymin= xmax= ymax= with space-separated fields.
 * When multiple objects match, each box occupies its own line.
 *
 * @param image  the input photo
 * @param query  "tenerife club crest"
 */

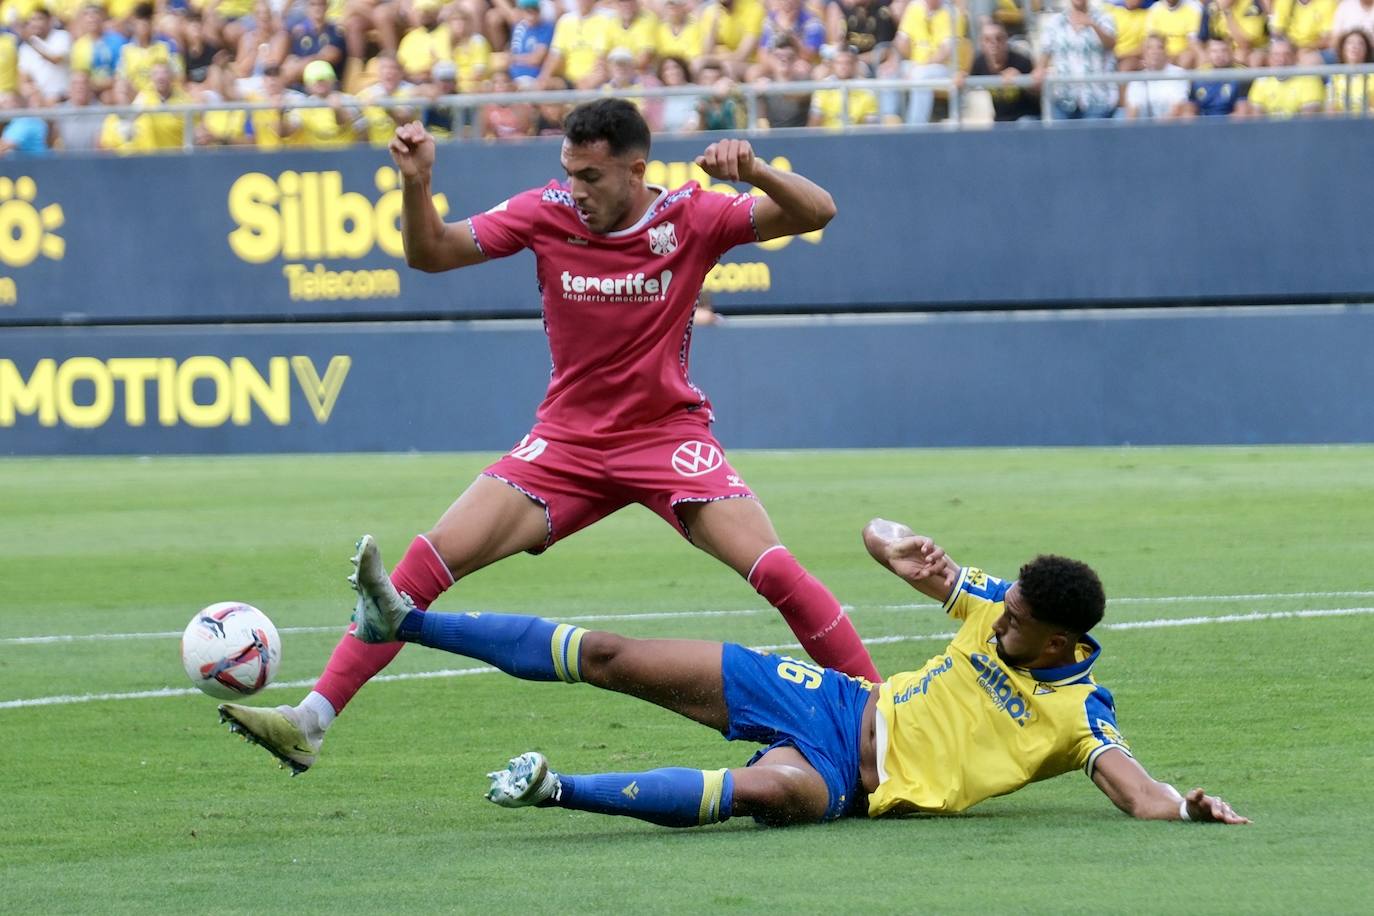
xmin=648 ymin=221 xmax=678 ymax=256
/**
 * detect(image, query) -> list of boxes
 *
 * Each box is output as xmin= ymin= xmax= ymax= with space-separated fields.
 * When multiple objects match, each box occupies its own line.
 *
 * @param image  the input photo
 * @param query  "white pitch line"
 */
xmin=2 ymin=605 xmax=1372 ymax=711
xmin=6 ymin=589 xmax=1374 ymax=647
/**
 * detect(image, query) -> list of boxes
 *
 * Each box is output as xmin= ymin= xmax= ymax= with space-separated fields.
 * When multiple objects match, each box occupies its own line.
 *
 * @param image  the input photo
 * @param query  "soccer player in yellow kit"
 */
xmin=275 ymin=522 xmax=1249 ymax=828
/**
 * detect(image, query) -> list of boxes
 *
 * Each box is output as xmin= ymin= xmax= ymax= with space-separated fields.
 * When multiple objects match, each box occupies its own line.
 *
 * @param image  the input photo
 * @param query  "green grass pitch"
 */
xmin=3 ymin=447 xmax=1372 ymax=913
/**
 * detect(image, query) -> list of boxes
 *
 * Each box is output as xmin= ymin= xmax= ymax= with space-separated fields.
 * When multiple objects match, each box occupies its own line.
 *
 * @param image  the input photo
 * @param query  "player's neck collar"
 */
xmin=1028 ymin=632 xmax=1101 ymax=686
xmin=601 ymin=184 xmax=668 ymax=238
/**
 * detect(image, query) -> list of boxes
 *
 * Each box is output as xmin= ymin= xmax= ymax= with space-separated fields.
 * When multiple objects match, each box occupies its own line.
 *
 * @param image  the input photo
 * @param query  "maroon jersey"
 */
xmin=467 ymin=180 xmax=759 ymax=441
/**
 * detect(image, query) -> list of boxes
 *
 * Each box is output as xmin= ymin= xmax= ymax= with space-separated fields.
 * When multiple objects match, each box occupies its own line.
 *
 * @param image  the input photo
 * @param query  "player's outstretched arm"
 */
xmin=1091 ymin=747 xmax=1251 ymax=824
xmin=695 ymin=138 xmax=836 ymax=242
xmin=862 ymin=518 xmax=960 ymax=603
xmin=390 ymin=121 xmax=486 ymax=272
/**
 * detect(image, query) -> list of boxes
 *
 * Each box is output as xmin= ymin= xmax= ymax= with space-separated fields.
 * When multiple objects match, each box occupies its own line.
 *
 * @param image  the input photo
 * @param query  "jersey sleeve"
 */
xmin=1075 ymin=685 xmax=1134 ymax=777
xmin=690 ymin=188 xmax=759 ymax=261
xmin=466 ymin=186 xmax=544 ymax=260
xmin=940 ymin=566 xmax=1012 ymax=621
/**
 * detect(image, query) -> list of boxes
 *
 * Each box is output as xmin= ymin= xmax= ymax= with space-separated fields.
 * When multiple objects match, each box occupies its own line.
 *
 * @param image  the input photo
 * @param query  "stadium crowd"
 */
xmin=1 ymin=0 xmax=1372 ymax=153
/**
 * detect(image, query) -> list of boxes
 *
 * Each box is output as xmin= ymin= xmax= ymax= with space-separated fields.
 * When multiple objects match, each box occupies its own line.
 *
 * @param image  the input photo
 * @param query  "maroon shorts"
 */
xmin=481 ymin=417 xmax=756 ymax=551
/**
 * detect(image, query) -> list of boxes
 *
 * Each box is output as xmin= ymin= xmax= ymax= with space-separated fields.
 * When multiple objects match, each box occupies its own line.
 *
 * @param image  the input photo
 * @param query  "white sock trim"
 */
xmin=301 ymin=691 xmax=337 ymax=732
xmin=746 ymin=544 xmax=788 ymax=583
xmin=417 ymin=534 xmax=455 ymax=586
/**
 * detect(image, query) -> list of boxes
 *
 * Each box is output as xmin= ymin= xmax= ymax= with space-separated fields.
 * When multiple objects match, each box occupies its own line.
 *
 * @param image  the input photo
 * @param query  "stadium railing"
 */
xmin=9 ymin=62 xmax=1373 ymax=152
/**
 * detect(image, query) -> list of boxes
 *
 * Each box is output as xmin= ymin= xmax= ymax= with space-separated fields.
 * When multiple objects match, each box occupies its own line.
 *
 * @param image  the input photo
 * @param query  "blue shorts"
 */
xmin=720 ymin=643 xmax=872 ymax=821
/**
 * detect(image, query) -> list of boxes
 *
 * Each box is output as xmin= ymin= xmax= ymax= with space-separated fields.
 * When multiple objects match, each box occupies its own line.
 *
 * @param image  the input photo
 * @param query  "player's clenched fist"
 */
xmin=695 ymin=138 xmax=762 ymax=184
xmin=389 ymin=121 xmax=436 ymax=180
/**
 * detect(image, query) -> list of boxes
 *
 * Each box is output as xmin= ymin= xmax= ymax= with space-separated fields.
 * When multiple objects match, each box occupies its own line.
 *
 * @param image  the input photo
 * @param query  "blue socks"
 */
xmin=555 ymin=768 xmax=734 ymax=828
xmin=400 ymin=610 xmax=588 ymax=683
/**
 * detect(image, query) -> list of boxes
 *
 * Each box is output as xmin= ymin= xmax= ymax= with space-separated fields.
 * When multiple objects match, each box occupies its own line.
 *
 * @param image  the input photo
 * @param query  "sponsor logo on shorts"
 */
xmin=670 ymin=441 xmax=723 ymax=477
xmin=647 ymin=221 xmax=678 ymax=256
xmin=726 ymin=474 xmax=746 ymax=489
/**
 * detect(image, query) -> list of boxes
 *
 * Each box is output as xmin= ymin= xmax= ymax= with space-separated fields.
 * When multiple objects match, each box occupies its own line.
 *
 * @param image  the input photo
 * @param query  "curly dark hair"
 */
xmin=563 ymin=98 xmax=651 ymax=158
xmin=1017 ymin=555 xmax=1105 ymax=634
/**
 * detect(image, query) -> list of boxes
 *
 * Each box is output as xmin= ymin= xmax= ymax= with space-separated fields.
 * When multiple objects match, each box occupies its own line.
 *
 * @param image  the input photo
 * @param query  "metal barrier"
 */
xmin=7 ymin=63 xmax=1373 ymax=152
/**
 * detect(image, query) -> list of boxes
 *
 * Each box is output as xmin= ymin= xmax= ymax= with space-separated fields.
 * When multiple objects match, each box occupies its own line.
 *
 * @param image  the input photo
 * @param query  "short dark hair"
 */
xmin=1017 ymin=555 xmax=1105 ymax=634
xmin=133 ymin=2 xmax=154 ymax=20
xmin=563 ymin=98 xmax=651 ymax=158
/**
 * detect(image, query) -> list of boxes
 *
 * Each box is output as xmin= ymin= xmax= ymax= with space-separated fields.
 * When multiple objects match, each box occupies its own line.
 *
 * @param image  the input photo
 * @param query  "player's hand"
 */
xmin=389 ymin=121 xmax=436 ymax=181
xmin=1183 ymin=787 xmax=1251 ymax=825
xmin=886 ymin=535 xmax=949 ymax=583
xmin=695 ymin=138 xmax=762 ymax=184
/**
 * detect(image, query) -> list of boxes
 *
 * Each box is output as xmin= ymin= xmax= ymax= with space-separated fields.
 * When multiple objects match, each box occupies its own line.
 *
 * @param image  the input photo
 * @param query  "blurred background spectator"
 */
xmin=1327 ymin=26 xmax=1374 ymax=109
xmin=753 ymin=33 xmax=812 ymax=127
xmin=1145 ymin=0 xmax=1203 ymax=67
xmin=1123 ymin=33 xmax=1191 ymax=117
xmin=653 ymin=53 xmax=700 ymax=130
xmin=1037 ymin=0 xmax=1119 ymax=120
xmin=964 ymin=19 xmax=1039 ymax=121
xmin=1186 ymin=36 xmax=1252 ymax=116
xmin=808 ymin=44 xmax=878 ymax=126
xmin=55 ymin=67 xmax=104 ymax=149
xmin=1247 ymin=36 xmax=1324 ymax=115
xmin=701 ymin=0 xmax=765 ymax=79
xmin=18 ymin=8 xmax=72 ymax=104
xmin=894 ymin=0 xmax=972 ymax=124
xmin=508 ymin=0 xmax=554 ymax=86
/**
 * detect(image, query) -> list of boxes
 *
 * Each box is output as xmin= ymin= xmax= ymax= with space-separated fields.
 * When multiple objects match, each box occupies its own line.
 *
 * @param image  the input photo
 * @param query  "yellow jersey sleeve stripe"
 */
xmin=698 ymin=768 xmax=728 ymax=824
xmin=550 ymin=623 xmax=573 ymax=682
xmin=941 ymin=566 xmax=969 ymax=614
xmin=563 ymin=626 xmax=587 ymax=683
xmin=1084 ymin=741 xmax=1133 ymax=777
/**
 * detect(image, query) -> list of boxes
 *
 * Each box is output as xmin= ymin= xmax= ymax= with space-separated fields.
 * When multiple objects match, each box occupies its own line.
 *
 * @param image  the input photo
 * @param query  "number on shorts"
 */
xmin=776 ymin=658 xmax=823 ymax=689
xmin=511 ymin=435 xmax=548 ymax=462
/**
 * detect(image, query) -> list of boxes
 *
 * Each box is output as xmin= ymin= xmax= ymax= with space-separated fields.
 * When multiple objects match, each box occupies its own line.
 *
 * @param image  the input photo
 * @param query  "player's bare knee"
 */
xmin=577 ymin=631 xmax=633 ymax=686
xmin=736 ymin=766 xmax=828 ymax=825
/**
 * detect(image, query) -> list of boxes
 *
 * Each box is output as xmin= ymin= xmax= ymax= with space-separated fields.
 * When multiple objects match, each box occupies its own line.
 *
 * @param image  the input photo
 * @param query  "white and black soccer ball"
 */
xmin=181 ymin=602 xmax=282 ymax=700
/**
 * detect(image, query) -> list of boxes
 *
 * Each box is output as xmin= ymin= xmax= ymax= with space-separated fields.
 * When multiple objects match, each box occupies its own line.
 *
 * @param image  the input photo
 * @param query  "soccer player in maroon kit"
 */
xmin=220 ymin=99 xmax=880 ymax=774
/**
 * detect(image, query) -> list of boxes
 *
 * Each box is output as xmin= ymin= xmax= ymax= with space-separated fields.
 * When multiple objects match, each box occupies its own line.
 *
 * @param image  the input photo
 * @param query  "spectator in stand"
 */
xmin=448 ymin=3 xmax=492 ymax=92
xmin=893 ymin=0 xmax=972 ymax=124
xmin=1036 ymin=0 xmax=1118 ymax=119
xmin=809 ymin=44 xmax=878 ymax=127
xmin=1247 ymin=36 xmax=1324 ymax=115
xmin=357 ymin=51 xmax=414 ymax=146
xmin=420 ymin=58 xmax=460 ymax=138
xmin=246 ymin=64 xmax=304 ymax=149
xmin=118 ymin=5 xmax=179 ymax=95
xmin=653 ymin=54 xmax=700 ymax=131
xmin=69 ymin=4 xmax=120 ymax=97
xmin=760 ymin=0 xmax=826 ymax=68
xmin=295 ymin=57 xmax=357 ymax=146
xmin=508 ymin=0 xmax=554 ymax=86
xmin=17 ymin=8 xmax=72 ymax=103
xmin=478 ymin=68 xmax=533 ymax=138
xmin=97 ymin=75 xmax=137 ymax=151
xmin=541 ymin=0 xmax=605 ymax=90
xmin=700 ymin=0 xmax=766 ymax=79
xmin=284 ymin=0 xmax=344 ymax=87
xmin=604 ymin=0 xmax=658 ymax=72
xmin=604 ymin=44 xmax=655 ymax=99
xmin=1271 ymin=0 xmax=1336 ymax=63
xmin=1123 ymin=33 xmax=1191 ymax=117
xmin=826 ymin=0 xmax=898 ymax=67
xmin=1105 ymin=0 xmax=1147 ymax=72
xmin=656 ymin=0 xmax=704 ymax=71
xmin=1327 ymin=27 xmax=1373 ymax=110
xmin=131 ymin=60 xmax=192 ymax=151
xmin=55 ymin=67 xmax=105 ymax=149
xmin=195 ymin=54 xmax=250 ymax=145
xmin=694 ymin=58 xmax=741 ymax=128
xmin=396 ymin=0 xmax=445 ymax=85
xmin=963 ymin=19 xmax=1039 ymax=122
xmin=1145 ymin=0 xmax=1204 ymax=66
xmin=233 ymin=0 xmax=288 ymax=79
xmin=1187 ymin=36 xmax=1252 ymax=115
xmin=531 ymin=94 xmax=569 ymax=135
xmin=181 ymin=12 xmax=222 ymax=86
xmin=751 ymin=33 xmax=812 ymax=128
xmin=0 ymin=87 xmax=50 ymax=155
xmin=1332 ymin=0 xmax=1374 ymax=42
xmin=344 ymin=0 xmax=405 ymax=66
xmin=1200 ymin=0 xmax=1269 ymax=67
xmin=206 ymin=0 xmax=255 ymax=52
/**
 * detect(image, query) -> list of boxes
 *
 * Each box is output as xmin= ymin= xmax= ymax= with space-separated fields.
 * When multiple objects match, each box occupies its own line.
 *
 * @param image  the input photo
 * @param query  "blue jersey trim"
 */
xmin=1031 ymin=632 xmax=1102 ymax=686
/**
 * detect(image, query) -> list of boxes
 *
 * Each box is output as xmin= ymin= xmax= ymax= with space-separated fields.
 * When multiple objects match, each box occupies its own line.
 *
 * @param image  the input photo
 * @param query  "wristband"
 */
xmin=1178 ymin=798 xmax=1192 ymax=821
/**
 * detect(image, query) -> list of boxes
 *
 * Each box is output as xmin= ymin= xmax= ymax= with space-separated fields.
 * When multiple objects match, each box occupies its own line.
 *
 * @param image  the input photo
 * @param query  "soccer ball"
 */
xmin=181 ymin=602 xmax=282 ymax=700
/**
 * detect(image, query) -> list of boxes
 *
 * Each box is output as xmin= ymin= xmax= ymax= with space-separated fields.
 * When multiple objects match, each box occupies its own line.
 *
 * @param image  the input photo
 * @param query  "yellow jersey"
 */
xmin=700 ymin=0 xmax=766 ymax=54
xmin=1248 ymin=74 xmax=1324 ymax=116
xmin=810 ymin=85 xmax=879 ymax=128
xmin=397 ymin=25 xmax=448 ymax=80
xmin=358 ymin=82 xmax=414 ymax=147
xmin=247 ymin=95 xmax=303 ymax=150
xmin=1106 ymin=5 xmax=1148 ymax=59
xmin=1271 ymin=0 xmax=1336 ymax=50
xmin=296 ymin=98 xmax=358 ymax=148
xmin=1202 ymin=0 xmax=1268 ymax=52
xmin=118 ymin=41 xmax=177 ymax=94
xmin=1328 ymin=72 xmax=1374 ymax=111
xmin=0 ymin=31 xmax=16 ymax=96
xmin=656 ymin=16 xmax=704 ymax=61
xmin=451 ymin=33 xmax=492 ymax=93
xmin=551 ymin=11 xmax=609 ymax=85
xmin=131 ymin=86 xmax=194 ymax=151
xmin=868 ymin=567 xmax=1131 ymax=817
xmin=898 ymin=4 xmax=973 ymax=71
xmin=604 ymin=10 xmax=659 ymax=59
xmin=1144 ymin=0 xmax=1203 ymax=58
